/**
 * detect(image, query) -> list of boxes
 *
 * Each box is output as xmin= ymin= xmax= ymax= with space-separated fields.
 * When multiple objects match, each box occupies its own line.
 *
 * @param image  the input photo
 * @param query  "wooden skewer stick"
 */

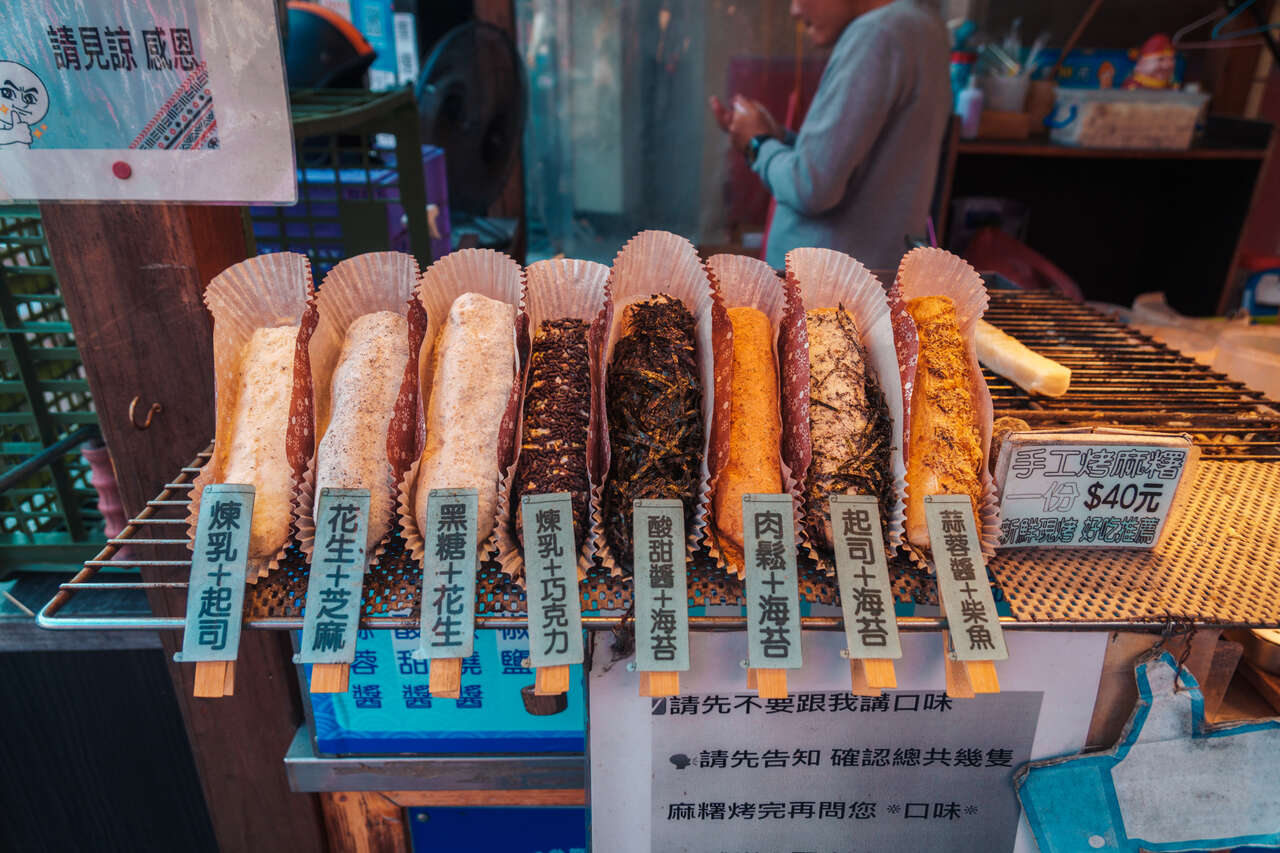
xmin=429 ymin=658 xmax=462 ymax=699
xmin=964 ymin=660 xmax=1001 ymax=694
xmin=310 ymin=663 xmax=350 ymax=694
xmin=849 ymin=660 xmax=879 ymax=697
xmin=194 ymin=660 xmax=228 ymax=698
xmin=944 ymin=655 xmax=976 ymax=699
xmin=862 ymin=658 xmax=897 ymax=689
xmin=749 ymin=668 xmax=788 ymax=699
xmin=222 ymin=660 xmax=236 ymax=696
xmin=639 ymin=671 xmax=680 ymax=698
xmin=849 ymin=658 xmax=897 ymax=696
xmin=534 ymin=664 xmax=571 ymax=696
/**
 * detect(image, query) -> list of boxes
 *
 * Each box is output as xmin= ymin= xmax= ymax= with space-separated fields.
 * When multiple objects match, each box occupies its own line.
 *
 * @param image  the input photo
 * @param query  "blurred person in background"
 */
xmin=710 ymin=0 xmax=950 ymax=271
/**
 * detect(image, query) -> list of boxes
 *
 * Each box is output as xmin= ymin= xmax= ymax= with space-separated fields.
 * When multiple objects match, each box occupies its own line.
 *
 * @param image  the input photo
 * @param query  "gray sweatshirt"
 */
xmin=752 ymin=0 xmax=950 ymax=271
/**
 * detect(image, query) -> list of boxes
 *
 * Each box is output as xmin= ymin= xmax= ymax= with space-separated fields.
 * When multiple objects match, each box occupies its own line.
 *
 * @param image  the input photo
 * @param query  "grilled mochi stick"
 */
xmin=413 ymin=292 xmax=517 ymax=547
xmin=712 ymin=306 xmax=784 ymax=570
xmin=603 ymin=295 xmax=704 ymax=569
xmin=314 ymin=311 xmax=410 ymax=553
xmin=803 ymin=306 xmax=894 ymax=552
xmin=222 ymin=324 xmax=300 ymax=560
xmin=904 ymin=295 xmax=983 ymax=549
xmin=513 ymin=318 xmax=592 ymax=550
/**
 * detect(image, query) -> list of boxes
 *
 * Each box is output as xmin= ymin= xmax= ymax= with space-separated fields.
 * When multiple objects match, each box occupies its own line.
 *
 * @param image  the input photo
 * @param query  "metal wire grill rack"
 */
xmin=38 ymin=290 xmax=1280 ymax=632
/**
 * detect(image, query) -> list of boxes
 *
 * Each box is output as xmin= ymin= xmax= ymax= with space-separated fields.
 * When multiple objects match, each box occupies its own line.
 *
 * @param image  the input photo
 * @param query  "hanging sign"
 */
xmin=177 ymin=483 xmax=253 ymax=663
xmin=417 ymin=488 xmax=479 ymax=661
xmin=296 ymin=488 xmax=370 ymax=665
xmin=742 ymin=494 xmax=801 ymax=670
xmin=0 ymin=0 xmax=294 ymax=202
xmin=522 ymin=492 xmax=584 ymax=668
xmin=633 ymin=499 xmax=690 ymax=673
xmin=993 ymin=429 xmax=1194 ymax=549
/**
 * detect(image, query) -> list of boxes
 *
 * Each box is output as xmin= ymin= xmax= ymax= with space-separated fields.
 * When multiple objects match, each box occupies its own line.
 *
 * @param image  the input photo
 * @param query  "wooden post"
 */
xmin=41 ymin=203 xmax=327 ymax=851
xmin=320 ymin=792 xmax=409 ymax=853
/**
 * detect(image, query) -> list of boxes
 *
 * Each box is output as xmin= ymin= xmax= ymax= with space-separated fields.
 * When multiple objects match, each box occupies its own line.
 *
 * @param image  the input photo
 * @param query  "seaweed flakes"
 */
xmin=604 ymin=295 xmax=704 ymax=571
xmin=805 ymin=305 xmax=895 ymax=549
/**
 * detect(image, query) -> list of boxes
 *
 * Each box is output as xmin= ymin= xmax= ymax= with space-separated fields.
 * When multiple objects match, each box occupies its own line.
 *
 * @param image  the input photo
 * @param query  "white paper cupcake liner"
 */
xmin=191 ymin=252 xmax=314 ymax=582
xmin=784 ymin=247 xmax=909 ymax=575
xmin=495 ymin=258 xmax=610 ymax=583
xmin=296 ymin=252 xmax=419 ymax=569
xmin=597 ymin=230 xmax=722 ymax=576
xmin=396 ymin=249 xmax=526 ymax=567
xmin=703 ymin=253 xmax=801 ymax=580
xmin=893 ymin=247 xmax=1000 ymax=563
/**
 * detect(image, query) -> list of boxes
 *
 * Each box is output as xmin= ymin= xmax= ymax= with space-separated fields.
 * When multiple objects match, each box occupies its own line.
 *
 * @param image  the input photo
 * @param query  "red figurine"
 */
xmin=1123 ymin=34 xmax=1178 ymax=90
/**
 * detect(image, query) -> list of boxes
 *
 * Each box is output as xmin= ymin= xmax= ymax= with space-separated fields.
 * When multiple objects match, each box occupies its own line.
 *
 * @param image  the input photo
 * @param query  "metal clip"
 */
xmin=129 ymin=396 xmax=161 ymax=430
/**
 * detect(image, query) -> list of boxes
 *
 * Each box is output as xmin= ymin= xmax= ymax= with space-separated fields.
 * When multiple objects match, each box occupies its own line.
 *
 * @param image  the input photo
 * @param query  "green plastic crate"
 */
xmin=0 ymin=207 xmax=103 ymax=570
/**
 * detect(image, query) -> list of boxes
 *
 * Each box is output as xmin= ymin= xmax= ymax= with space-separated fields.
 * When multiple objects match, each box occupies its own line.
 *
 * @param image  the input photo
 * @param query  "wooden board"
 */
xmin=41 ymin=203 xmax=327 ymax=852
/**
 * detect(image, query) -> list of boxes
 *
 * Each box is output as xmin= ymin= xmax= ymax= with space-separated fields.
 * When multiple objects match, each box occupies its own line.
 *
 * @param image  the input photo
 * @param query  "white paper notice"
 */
xmin=590 ymin=630 xmax=1106 ymax=853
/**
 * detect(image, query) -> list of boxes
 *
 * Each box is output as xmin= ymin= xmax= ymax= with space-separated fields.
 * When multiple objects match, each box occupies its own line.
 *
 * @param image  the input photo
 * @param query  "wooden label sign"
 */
xmin=633 ymin=499 xmax=690 ymax=672
xmin=742 ymin=494 xmax=802 ymax=670
xmin=992 ymin=429 xmax=1193 ymax=549
xmin=417 ymin=488 xmax=479 ymax=660
xmin=830 ymin=495 xmax=902 ymax=661
xmin=296 ymin=488 xmax=370 ymax=665
xmin=177 ymin=484 xmax=254 ymax=663
xmin=924 ymin=495 xmax=1008 ymax=663
xmin=522 ymin=492 xmax=583 ymax=668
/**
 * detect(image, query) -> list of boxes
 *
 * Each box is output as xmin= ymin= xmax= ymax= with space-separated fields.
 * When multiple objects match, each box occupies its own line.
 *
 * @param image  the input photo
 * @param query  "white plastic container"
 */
xmin=981 ymin=74 xmax=1030 ymax=112
xmin=1046 ymin=88 xmax=1210 ymax=149
xmin=1213 ymin=327 xmax=1280 ymax=399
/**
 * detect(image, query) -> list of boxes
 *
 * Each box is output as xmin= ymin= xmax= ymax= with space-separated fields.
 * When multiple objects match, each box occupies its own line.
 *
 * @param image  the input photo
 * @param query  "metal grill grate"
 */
xmin=39 ymin=290 xmax=1280 ymax=631
xmin=983 ymin=291 xmax=1280 ymax=459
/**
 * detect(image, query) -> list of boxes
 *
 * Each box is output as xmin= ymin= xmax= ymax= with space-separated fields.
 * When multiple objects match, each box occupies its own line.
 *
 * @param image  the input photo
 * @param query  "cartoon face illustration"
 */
xmin=0 ymin=61 xmax=49 ymax=149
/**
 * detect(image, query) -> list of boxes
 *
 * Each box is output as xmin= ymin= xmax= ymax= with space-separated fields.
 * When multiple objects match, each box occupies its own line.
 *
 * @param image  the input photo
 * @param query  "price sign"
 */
xmin=417 ymin=488 xmax=479 ymax=660
xmin=522 ymin=492 xmax=584 ymax=668
xmin=177 ymin=483 xmax=253 ymax=663
xmin=924 ymin=495 xmax=1007 ymax=663
xmin=830 ymin=495 xmax=901 ymax=661
xmin=993 ymin=430 xmax=1193 ymax=549
xmin=633 ymin=499 xmax=689 ymax=672
xmin=296 ymin=488 xmax=370 ymax=665
xmin=743 ymin=494 xmax=801 ymax=670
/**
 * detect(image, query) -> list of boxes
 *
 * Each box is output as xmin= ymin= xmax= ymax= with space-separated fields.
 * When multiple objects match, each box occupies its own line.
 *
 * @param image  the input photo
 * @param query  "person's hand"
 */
xmin=721 ymin=95 xmax=778 ymax=155
xmin=709 ymin=95 xmax=734 ymax=132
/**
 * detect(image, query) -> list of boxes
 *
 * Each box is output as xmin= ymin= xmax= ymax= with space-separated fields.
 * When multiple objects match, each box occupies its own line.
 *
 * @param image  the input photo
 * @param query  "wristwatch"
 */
xmin=745 ymin=133 xmax=773 ymax=166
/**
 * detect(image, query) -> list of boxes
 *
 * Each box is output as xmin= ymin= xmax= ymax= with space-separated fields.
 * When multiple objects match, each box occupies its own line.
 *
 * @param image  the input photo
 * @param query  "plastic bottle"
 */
xmin=957 ymin=75 xmax=983 ymax=139
xmin=950 ymin=50 xmax=976 ymax=109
